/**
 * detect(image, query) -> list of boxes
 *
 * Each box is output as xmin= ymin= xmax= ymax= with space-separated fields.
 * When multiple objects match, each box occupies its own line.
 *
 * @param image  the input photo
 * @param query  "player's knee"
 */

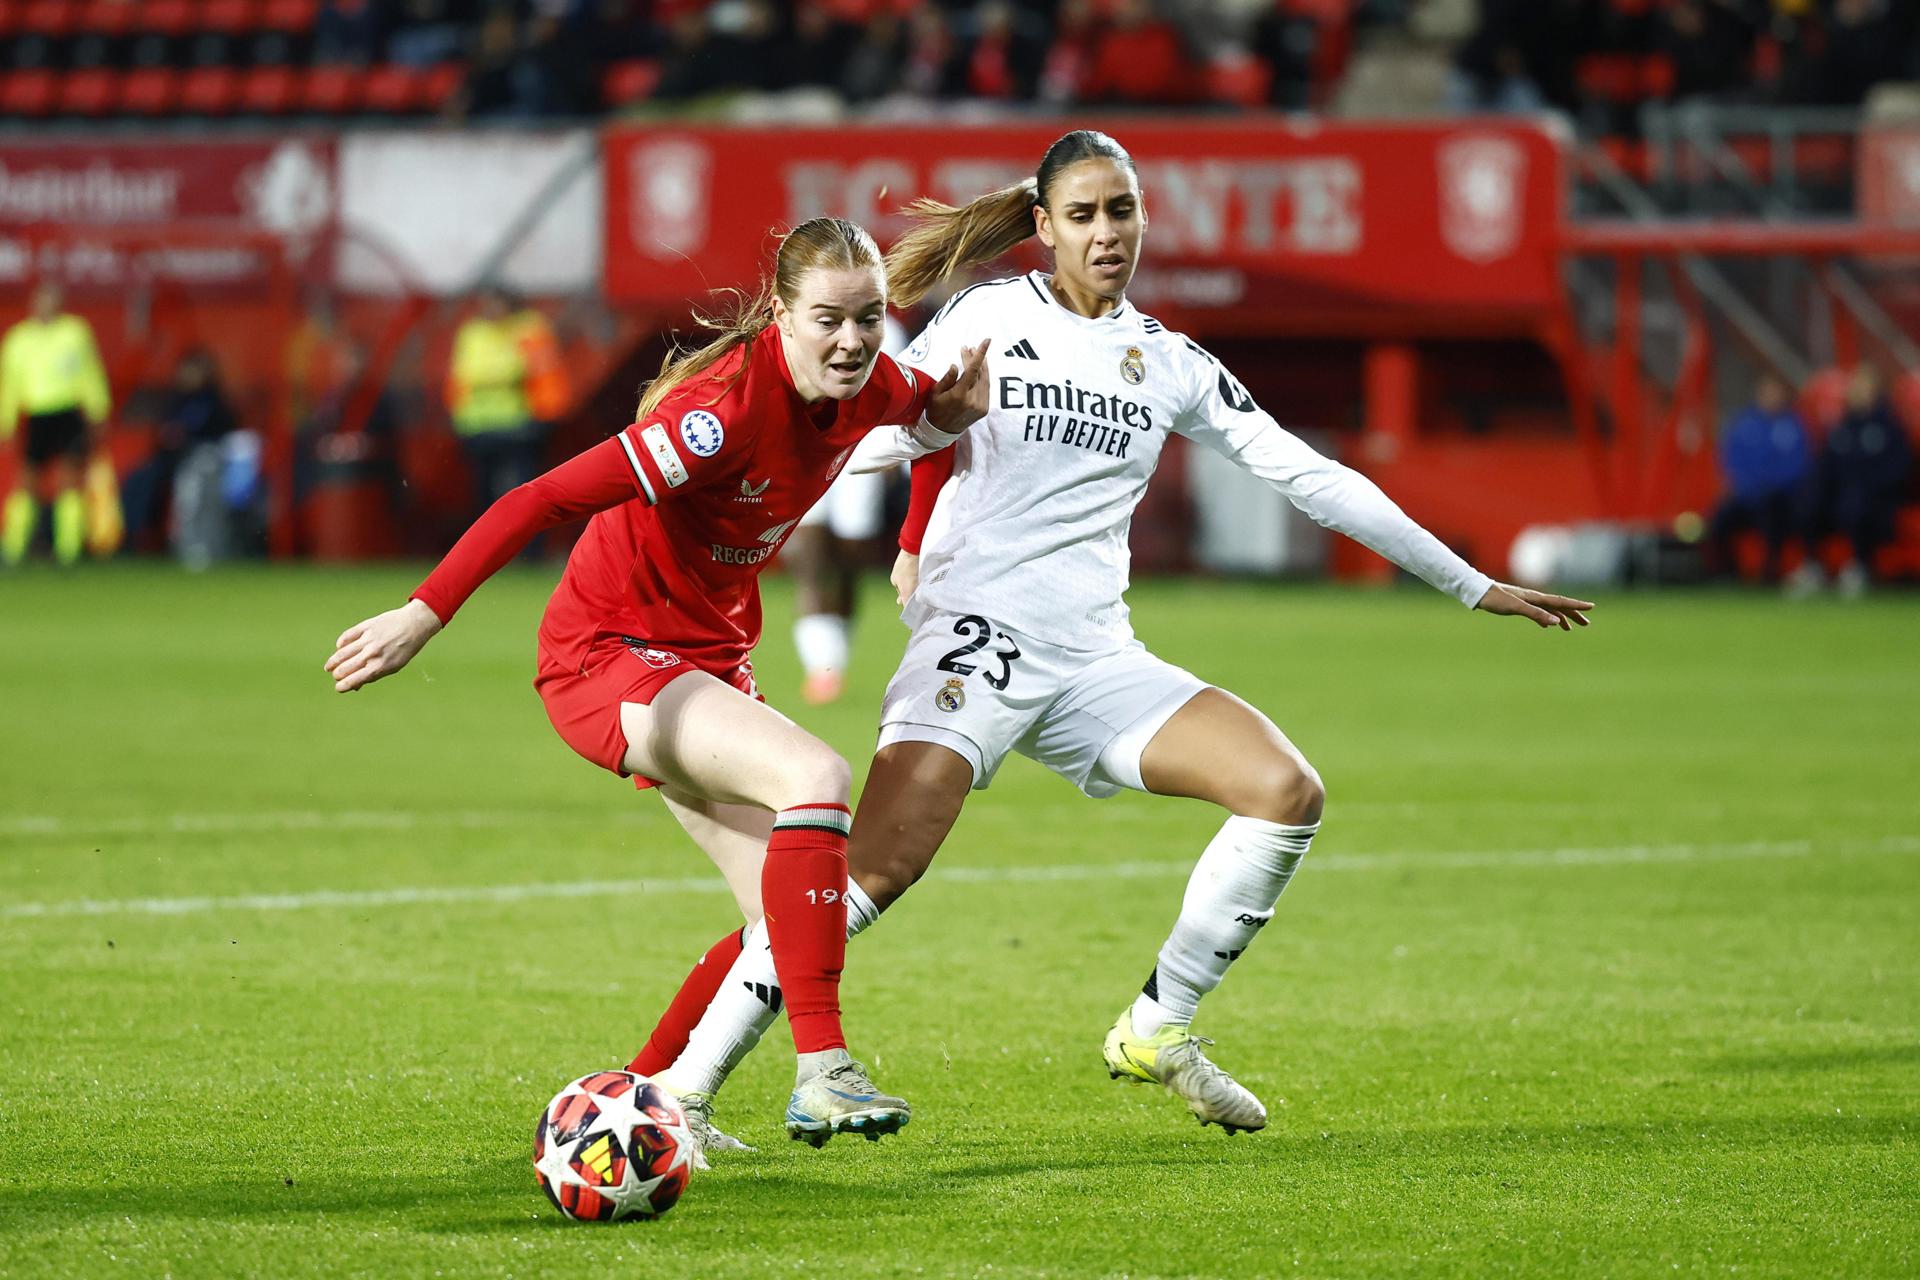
xmin=779 ymin=746 xmax=852 ymax=807
xmin=1235 ymin=756 xmax=1324 ymax=826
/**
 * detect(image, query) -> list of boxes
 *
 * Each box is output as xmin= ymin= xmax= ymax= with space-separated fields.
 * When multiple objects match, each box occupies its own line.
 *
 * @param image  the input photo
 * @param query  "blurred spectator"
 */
xmin=1813 ymin=0 xmax=1909 ymax=107
xmin=452 ymin=6 xmax=527 ymax=117
xmin=1080 ymin=0 xmax=1200 ymax=107
xmin=1448 ymin=0 xmax=1551 ymax=113
xmin=1656 ymin=0 xmax=1757 ymax=101
xmin=1705 ymin=371 xmax=1812 ymax=583
xmin=1 ymin=282 xmax=111 ymax=569
xmin=899 ymin=4 xmax=963 ymax=99
xmin=314 ymin=0 xmax=387 ymax=65
xmin=122 ymin=350 xmax=242 ymax=557
xmin=446 ymin=288 xmax=566 ymax=545
xmin=1252 ymin=1 xmax=1321 ymax=110
xmin=654 ymin=0 xmax=784 ymax=99
xmin=522 ymin=9 xmax=601 ymax=114
xmin=959 ymin=0 xmax=1049 ymax=101
xmin=286 ymin=290 xmax=358 ymax=437
xmin=785 ymin=3 xmax=857 ymax=91
xmin=388 ymin=0 xmax=470 ymax=68
xmin=841 ymin=11 xmax=908 ymax=102
xmin=1799 ymin=363 xmax=1913 ymax=597
xmin=1039 ymin=0 xmax=1099 ymax=105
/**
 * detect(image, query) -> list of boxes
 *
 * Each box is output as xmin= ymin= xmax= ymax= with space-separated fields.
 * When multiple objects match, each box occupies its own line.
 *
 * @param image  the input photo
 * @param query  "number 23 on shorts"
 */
xmin=936 ymin=614 xmax=1022 ymax=690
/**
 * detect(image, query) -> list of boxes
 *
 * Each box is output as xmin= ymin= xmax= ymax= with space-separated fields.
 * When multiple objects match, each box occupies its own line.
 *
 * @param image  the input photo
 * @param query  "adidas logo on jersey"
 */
xmin=1003 ymin=339 xmax=1039 ymax=360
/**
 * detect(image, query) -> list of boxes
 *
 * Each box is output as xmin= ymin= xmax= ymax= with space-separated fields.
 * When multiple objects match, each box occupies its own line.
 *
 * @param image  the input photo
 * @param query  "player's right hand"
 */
xmin=925 ymin=340 xmax=990 ymax=435
xmin=325 ymin=598 xmax=444 ymax=692
xmin=891 ymin=550 xmax=920 ymax=606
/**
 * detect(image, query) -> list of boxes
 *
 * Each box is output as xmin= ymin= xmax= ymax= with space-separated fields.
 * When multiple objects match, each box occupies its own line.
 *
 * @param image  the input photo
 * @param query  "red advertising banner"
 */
xmin=603 ymin=121 xmax=1564 ymax=330
xmin=0 ymin=137 xmax=336 ymax=292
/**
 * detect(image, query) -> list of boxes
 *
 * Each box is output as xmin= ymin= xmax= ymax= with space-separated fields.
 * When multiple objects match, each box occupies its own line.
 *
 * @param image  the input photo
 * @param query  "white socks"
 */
xmin=666 ymin=880 xmax=883 ymax=1094
xmin=1130 ymin=815 xmax=1317 ymax=1036
xmin=793 ymin=613 xmax=849 ymax=678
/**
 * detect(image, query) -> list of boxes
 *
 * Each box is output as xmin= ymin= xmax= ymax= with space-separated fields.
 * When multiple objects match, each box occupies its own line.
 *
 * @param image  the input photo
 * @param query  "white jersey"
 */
xmin=890 ymin=271 xmax=1493 ymax=649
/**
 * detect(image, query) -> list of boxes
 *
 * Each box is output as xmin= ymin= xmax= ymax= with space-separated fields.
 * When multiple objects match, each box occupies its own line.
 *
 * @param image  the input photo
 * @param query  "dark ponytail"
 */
xmin=884 ymin=129 xmax=1138 ymax=308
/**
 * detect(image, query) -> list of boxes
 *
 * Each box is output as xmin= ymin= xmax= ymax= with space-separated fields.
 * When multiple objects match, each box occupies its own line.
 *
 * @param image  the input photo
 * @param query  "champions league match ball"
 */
xmin=533 ymin=1070 xmax=696 ymax=1222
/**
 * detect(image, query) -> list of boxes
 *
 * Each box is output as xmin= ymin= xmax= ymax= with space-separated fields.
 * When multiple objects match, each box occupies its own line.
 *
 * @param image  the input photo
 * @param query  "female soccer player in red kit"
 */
xmin=323 ymin=217 xmax=989 ymax=1148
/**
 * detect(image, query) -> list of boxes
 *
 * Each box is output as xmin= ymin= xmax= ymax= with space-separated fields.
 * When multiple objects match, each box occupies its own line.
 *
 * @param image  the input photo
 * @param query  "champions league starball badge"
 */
xmin=678 ymin=410 xmax=725 ymax=458
xmin=935 ymin=678 xmax=966 ymax=712
xmin=1120 ymin=347 xmax=1146 ymax=385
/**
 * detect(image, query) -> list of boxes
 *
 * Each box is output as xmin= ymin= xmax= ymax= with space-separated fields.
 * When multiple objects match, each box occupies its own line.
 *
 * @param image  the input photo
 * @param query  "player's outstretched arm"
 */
xmin=924 ymin=340 xmax=990 ymax=435
xmin=1473 ymin=583 xmax=1594 ymax=631
xmin=325 ymin=599 xmax=443 ymax=692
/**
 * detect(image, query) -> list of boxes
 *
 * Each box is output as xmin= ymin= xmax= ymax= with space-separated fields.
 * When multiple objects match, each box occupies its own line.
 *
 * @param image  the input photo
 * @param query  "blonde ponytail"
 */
xmin=883 ymin=179 xmax=1039 ymax=309
xmin=636 ymin=216 xmax=884 ymax=420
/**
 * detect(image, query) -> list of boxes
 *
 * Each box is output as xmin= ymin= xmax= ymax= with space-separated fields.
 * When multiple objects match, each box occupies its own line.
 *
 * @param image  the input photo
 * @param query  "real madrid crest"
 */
xmin=934 ymin=678 xmax=966 ymax=713
xmin=1120 ymin=346 xmax=1146 ymax=385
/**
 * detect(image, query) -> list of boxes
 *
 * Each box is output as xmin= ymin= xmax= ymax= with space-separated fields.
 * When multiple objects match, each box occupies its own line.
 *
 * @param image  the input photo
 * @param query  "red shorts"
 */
xmin=536 ymin=636 xmax=760 ymax=789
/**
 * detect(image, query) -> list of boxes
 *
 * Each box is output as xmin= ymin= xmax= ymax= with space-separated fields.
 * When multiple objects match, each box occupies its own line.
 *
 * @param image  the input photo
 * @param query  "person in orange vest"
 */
xmin=445 ymin=287 xmax=570 ymax=542
xmin=2 ymin=281 xmax=112 ymax=567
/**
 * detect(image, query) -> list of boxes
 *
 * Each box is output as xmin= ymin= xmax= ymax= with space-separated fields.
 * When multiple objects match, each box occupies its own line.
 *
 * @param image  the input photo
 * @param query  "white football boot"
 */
xmin=1102 ymin=1007 xmax=1268 ymax=1134
xmin=784 ymin=1050 xmax=911 ymax=1147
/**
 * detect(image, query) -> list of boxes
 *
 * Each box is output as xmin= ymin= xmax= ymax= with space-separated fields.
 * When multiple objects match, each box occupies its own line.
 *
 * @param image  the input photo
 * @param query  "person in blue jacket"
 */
xmin=1707 ymin=372 xmax=1814 ymax=583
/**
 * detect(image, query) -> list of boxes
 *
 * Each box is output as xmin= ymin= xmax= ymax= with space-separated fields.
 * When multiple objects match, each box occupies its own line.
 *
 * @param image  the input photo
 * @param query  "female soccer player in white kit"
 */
xmin=634 ymin=130 xmax=1591 ymax=1144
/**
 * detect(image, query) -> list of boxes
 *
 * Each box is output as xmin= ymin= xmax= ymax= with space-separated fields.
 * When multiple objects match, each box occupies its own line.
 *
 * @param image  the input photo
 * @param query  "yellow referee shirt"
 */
xmin=0 ymin=314 xmax=111 ymax=437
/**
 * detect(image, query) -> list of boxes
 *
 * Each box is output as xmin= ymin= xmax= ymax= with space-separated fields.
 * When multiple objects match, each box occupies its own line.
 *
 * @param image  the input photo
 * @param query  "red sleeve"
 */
xmin=410 ymin=437 xmax=639 ymax=625
xmin=898 ymin=445 xmax=955 ymax=555
xmin=876 ymin=353 xmax=938 ymax=426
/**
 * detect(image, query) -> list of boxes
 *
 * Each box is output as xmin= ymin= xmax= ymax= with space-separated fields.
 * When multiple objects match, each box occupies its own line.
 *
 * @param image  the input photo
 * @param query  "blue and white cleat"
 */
xmin=784 ymin=1051 xmax=911 ymax=1148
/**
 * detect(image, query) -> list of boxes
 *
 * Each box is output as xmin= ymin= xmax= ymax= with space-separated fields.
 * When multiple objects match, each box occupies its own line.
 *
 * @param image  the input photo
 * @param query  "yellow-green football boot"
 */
xmin=1103 ymin=1007 xmax=1268 ymax=1134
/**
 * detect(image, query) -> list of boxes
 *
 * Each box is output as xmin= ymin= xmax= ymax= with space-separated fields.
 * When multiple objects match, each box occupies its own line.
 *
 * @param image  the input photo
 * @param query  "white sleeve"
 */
xmin=1176 ymin=352 xmax=1494 ymax=608
xmin=847 ymin=416 xmax=966 ymax=472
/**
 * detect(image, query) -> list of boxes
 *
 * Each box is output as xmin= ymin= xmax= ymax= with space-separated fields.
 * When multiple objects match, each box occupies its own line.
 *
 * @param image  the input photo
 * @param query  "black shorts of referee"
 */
xmin=23 ymin=409 xmax=89 ymax=467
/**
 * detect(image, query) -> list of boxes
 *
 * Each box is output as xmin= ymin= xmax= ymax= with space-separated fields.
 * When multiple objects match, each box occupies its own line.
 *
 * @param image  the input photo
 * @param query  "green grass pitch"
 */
xmin=1 ymin=564 xmax=1915 ymax=1278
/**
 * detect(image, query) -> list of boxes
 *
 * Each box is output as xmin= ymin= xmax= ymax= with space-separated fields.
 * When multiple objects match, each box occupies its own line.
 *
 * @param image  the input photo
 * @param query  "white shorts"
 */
xmin=796 ymin=464 xmax=889 ymax=541
xmin=877 ymin=605 xmax=1207 ymax=798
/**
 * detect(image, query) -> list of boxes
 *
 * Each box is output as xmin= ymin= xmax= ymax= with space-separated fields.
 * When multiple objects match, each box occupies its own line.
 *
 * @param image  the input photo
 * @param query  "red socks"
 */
xmin=761 ymin=802 xmax=852 ymax=1054
xmin=626 ymin=926 xmax=747 ymax=1077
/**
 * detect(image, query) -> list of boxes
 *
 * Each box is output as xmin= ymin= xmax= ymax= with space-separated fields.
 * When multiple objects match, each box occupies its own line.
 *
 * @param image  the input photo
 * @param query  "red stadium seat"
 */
xmin=203 ymin=0 xmax=260 ymax=34
xmin=57 ymin=67 xmax=119 ymax=116
xmin=239 ymin=63 xmax=298 ymax=112
xmin=301 ymin=64 xmax=365 ymax=114
xmin=362 ymin=63 xmax=423 ymax=113
xmin=77 ymin=0 xmax=138 ymax=37
xmin=260 ymin=0 xmax=321 ymax=33
xmin=121 ymin=66 xmax=181 ymax=115
xmin=0 ymin=70 xmax=60 ymax=116
xmin=602 ymin=59 xmax=661 ymax=107
xmin=20 ymin=0 xmax=80 ymax=38
xmin=180 ymin=65 xmax=240 ymax=114
xmin=1207 ymin=52 xmax=1271 ymax=108
xmin=419 ymin=62 xmax=465 ymax=111
xmin=140 ymin=0 xmax=198 ymax=38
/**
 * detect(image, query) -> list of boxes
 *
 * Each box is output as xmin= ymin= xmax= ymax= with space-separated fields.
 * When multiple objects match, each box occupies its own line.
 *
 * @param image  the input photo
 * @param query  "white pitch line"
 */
xmin=0 ymin=810 xmax=640 ymax=839
xmin=3 ymin=835 xmax=1915 ymax=922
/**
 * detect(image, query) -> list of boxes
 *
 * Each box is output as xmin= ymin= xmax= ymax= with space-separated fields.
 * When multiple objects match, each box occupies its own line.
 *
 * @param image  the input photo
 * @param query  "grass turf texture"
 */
xmin=1 ymin=564 xmax=1915 ymax=1278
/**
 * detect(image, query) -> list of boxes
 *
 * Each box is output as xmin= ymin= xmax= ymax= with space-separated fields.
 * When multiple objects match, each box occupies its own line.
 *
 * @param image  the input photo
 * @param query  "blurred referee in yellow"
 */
xmin=1 ymin=281 xmax=110 ymax=567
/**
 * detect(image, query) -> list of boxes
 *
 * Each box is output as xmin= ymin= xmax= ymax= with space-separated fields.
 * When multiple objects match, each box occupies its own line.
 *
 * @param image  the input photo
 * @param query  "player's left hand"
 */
xmin=925 ymin=340 xmax=990 ymax=435
xmin=1474 ymin=582 xmax=1594 ymax=630
xmin=325 ymin=599 xmax=444 ymax=692
xmin=891 ymin=550 xmax=920 ymax=606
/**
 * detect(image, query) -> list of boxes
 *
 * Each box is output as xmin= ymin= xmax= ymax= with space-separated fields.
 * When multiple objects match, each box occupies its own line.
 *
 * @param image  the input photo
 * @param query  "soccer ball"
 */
xmin=533 ymin=1070 xmax=695 ymax=1222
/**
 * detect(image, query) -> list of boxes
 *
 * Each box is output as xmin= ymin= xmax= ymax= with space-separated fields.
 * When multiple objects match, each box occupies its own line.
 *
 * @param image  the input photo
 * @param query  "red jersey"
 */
xmin=413 ymin=326 xmax=934 ymax=671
